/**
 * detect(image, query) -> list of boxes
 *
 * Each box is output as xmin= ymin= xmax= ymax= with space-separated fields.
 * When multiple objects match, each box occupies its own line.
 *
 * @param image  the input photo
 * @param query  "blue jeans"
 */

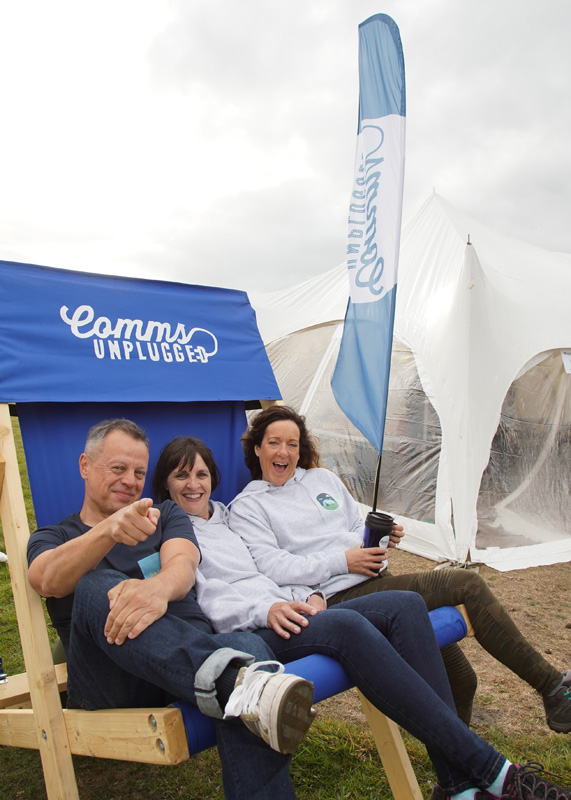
xmin=257 ymin=591 xmax=505 ymax=794
xmin=66 ymin=570 xmax=295 ymax=800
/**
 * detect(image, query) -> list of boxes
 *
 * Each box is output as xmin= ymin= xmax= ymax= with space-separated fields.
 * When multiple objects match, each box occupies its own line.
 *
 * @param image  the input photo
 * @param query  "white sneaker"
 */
xmin=224 ymin=660 xmax=316 ymax=754
xmin=0 ymin=552 xmax=7 ymax=563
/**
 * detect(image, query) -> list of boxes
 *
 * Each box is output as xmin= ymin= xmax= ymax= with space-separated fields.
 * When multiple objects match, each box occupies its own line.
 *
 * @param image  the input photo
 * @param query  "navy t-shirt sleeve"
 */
xmin=27 ymin=514 xmax=86 ymax=567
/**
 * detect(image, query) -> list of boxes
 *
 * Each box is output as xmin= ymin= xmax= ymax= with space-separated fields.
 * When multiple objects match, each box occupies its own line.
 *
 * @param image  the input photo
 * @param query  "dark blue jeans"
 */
xmin=66 ymin=570 xmax=295 ymax=800
xmin=258 ymin=591 xmax=505 ymax=794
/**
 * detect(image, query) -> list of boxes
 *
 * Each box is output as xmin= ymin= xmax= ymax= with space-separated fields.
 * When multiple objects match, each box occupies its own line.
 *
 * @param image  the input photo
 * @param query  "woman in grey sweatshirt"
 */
xmin=151 ymin=434 xmax=571 ymax=800
xmin=228 ymin=405 xmax=571 ymax=733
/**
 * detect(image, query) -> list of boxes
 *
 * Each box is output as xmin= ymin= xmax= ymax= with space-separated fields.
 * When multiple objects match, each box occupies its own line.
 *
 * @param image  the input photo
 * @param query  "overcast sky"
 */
xmin=1 ymin=0 xmax=570 ymax=292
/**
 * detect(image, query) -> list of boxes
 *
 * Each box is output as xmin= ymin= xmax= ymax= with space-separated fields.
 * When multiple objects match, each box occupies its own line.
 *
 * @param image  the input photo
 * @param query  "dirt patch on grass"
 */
xmin=317 ymin=548 xmax=571 ymax=737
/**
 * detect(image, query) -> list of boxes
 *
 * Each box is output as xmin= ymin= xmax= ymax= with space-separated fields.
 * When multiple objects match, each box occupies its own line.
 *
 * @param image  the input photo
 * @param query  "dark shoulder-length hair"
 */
xmin=153 ymin=437 xmax=221 ymax=502
xmin=242 ymin=405 xmax=321 ymax=480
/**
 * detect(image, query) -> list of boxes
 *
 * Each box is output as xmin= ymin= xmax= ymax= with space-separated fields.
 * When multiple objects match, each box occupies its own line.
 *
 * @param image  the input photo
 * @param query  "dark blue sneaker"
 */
xmin=543 ymin=670 xmax=571 ymax=733
xmin=500 ymin=762 xmax=571 ymax=800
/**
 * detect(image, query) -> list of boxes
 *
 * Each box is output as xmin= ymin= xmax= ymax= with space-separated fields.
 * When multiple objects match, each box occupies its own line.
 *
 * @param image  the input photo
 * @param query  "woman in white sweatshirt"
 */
xmin=228 ymin=405 xmax=570 ymax=732
xmin=152 ymin=435 xmax=570 ymax=800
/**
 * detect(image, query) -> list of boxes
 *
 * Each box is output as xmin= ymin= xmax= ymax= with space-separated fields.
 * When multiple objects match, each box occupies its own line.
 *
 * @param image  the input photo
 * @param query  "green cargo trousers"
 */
xmin=329 ymin=567 xmax=561 ymax=724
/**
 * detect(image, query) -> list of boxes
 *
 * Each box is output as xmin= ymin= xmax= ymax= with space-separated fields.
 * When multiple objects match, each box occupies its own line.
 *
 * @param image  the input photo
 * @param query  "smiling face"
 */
xmin=255 ymin=419 xmax=300 ymax=486
xmin=166 ymin=453 xmax=212 ymax=520
xmin=79 ymin=430 xmax=149 ymax=525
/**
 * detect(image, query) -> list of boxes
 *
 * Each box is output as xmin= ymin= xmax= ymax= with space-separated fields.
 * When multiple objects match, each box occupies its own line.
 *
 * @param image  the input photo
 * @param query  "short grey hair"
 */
xmin=84 ymin=419 xmax=150 ymax=458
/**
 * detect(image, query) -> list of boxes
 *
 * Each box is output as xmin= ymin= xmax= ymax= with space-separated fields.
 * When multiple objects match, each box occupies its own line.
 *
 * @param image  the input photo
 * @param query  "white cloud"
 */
xmin=1 ymin=0 xmax=570 ymax=287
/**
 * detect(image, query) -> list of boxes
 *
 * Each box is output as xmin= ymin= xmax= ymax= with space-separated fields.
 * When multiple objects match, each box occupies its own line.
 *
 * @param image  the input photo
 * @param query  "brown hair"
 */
xmin=153 ymin=437 xmax=221 ymax=502
xmin=242 ymin=405 xmax=320 ymax=480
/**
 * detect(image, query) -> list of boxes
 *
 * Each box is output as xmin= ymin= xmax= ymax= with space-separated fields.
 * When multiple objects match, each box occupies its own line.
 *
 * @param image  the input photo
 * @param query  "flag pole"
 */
xmin=372 ymin=452 xmax=382 ymax=512
xmin=330 ymin=14 xmax=406 ymax=515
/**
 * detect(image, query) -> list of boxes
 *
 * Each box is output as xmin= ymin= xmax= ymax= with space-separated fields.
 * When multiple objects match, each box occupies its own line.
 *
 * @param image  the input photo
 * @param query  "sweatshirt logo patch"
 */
xmin=316 ymin=492 xmax=339 ymax=511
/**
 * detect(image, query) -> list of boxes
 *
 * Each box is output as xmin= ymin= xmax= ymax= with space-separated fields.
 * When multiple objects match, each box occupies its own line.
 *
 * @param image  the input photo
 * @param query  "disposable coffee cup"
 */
xmin=363 ymin=511 xmax=394 ymax=549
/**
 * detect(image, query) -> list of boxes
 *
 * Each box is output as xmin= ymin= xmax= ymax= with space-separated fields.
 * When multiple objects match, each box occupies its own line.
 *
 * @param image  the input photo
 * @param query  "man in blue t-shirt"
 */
xmin=27 ymin=418 xmax=315 ymax=800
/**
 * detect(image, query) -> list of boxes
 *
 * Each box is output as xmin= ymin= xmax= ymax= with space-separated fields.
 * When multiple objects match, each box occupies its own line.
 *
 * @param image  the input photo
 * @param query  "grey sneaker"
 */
xmin=543 ymin=670 xmax=571 ymax=733
xmin=500 ymin=761 xmax=571 ymax=800
xmin=224 ymin=661 xmax=316 ymax=754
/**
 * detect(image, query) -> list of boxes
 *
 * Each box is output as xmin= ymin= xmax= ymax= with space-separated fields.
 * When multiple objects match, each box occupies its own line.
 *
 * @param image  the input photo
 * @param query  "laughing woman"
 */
xmin=153 ymin=435 xmax=571 ymax=800
xmin=229 ymin=405 xmax=571 ymax=732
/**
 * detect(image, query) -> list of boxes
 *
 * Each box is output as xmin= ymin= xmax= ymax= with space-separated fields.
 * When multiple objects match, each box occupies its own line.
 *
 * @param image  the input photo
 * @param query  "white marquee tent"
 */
xmin=249 ymin=194 xmax=571 ymax=572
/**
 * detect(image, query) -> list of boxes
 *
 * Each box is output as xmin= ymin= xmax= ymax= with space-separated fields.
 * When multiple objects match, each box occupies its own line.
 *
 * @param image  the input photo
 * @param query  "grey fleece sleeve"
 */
xmin=194 ymin=568 xmax=282 ymax=633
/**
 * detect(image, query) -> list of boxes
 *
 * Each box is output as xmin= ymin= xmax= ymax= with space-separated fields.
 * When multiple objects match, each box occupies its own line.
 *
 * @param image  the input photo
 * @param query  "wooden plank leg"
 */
xmin=357 ymin=690 xmax=423 ymax=800
xmin=0 ymin=406 xmax=79 ymax=800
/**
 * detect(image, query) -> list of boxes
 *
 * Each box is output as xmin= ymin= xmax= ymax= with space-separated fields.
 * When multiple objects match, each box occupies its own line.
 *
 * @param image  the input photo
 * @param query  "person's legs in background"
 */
xmin=329 ymin=567 xmax=568 ymax=729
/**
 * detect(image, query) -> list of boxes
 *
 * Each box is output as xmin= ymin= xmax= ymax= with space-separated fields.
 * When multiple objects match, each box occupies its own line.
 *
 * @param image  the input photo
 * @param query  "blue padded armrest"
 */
xmin=428 ymin=604 xmax=468 ymax=648
xmin=174 ymin=605 xmax=468 ymax=756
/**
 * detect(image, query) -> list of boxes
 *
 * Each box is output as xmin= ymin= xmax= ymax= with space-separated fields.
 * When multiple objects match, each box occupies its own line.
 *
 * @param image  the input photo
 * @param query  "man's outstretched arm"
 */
xmin=28 ymin=498 xmax=160 ymax=598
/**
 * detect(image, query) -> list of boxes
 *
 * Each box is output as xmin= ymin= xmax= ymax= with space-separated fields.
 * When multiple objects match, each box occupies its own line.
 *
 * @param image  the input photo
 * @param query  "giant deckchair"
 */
xmin=0 ymin=259 xmax=471 ymax=800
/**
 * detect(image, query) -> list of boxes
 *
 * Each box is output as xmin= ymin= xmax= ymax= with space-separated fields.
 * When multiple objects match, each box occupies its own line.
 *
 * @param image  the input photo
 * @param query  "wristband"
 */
xmin=306 ymin=590 xmax=326 ymax=603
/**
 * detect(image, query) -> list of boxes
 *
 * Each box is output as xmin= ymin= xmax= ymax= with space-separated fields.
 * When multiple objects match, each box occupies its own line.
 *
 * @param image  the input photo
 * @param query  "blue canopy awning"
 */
xmin=0 ymin=260 xmax=280 ymax=403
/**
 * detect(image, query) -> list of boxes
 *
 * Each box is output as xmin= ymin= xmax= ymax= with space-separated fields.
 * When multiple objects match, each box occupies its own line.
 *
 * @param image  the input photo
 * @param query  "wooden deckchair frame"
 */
xmin=0 ymin=404 xmax=191 ymax=800
xmin=0 ymin=402 xmax=473 ymax=800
